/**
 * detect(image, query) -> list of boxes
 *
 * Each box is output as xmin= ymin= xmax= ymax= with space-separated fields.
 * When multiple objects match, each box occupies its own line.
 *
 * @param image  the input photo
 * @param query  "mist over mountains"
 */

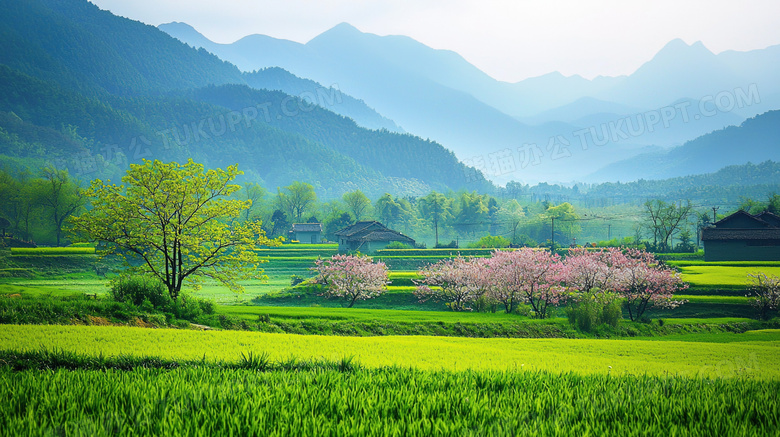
xmin=0 ymin=0 xmax=778 ymax=195
xmin=0 ymin=0 xmax=493 ymax=198
xmin=160 ymin=22 xmax=780 ymax=183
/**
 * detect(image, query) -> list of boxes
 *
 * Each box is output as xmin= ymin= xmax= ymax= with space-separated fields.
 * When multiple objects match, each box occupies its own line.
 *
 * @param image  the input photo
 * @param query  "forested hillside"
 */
xmin=243 ymin=68 xmax=402 ymax=132
xmin=184 ymin=85 xmax=479 ymax=191
xmin=0 ymin=0 xmax=490 ymax=198
xmin=1 ymin=0 xmax=243 ymax=96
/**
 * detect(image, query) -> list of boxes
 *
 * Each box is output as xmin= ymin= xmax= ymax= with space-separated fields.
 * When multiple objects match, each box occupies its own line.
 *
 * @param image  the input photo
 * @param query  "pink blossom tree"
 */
xmin=482 ymin=250 xmax=524 ymax=313
xmin=560 ymin=248 xmax=625 ymax=327
xmin=562 ymin=247 xmax=625 ymax=296
xmin=414 ymin=256 xmax=487 ymax=311
xmin=746 ymin=272 xmax=780 ymax=320
xmin=312 ymin=254 xmax=388 ymax=308
xmin=484 ymin=249 xmax=566 ymax=318
xmin=614 ymin=249 xmax=687 ymax=321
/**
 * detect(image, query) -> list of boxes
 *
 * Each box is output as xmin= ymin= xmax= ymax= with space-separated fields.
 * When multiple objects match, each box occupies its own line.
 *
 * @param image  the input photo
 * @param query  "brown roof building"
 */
xmin=334 ymin=221 xmax=415 ymax=253
xmin=701 ymin=210 xmax=780 ymax=261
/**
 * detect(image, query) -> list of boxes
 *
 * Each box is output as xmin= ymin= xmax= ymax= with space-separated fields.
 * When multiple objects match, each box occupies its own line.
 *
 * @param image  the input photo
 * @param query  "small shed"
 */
xmin=701 ymin=210 xmax=780 ymax=261
xmin=290 ymin=223 xmax=323 ymax=244
xmin=334 ymin=221 xmax=415 ymax=253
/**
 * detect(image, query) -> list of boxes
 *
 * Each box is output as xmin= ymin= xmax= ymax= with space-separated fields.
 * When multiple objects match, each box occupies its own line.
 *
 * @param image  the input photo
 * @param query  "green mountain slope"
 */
xmin=183 ymin=84 xmax=485 ymax=191
xmin=1 ymin=0 xmax=243 ymax=96
xmin=0 ymin=0 xmax=491 ymax=197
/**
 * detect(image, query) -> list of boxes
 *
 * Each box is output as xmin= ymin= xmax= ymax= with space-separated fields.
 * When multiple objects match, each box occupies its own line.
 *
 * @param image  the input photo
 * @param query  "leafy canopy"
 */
xmin=70 ymin=159 xmax=280 ymax=299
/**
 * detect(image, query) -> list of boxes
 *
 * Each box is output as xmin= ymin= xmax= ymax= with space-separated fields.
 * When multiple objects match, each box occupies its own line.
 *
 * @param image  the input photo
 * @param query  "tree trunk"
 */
xmin=434 ymin=218 xmax=439 ymax=247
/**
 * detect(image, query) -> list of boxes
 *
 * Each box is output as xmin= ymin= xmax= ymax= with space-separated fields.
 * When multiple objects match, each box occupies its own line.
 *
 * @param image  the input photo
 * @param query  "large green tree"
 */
xmin=70 ymin=159 xmax=279 ymax=299
xmin=35 ymin=167 xmax=85 ymax=246
xmin=240 ymin=182 xmax=267 ymax=222
xmin=276 ymin=181 xmax=317 ymax=222
xmin=419 ymin=191 xmax=452 ymax=247
xmin=498 ymin=199 xmax=526 ymax=243
xmin=453 ymin=191 xmax=489 ymax=237
xmin=342 ymin=190 xmax=372 ymax=221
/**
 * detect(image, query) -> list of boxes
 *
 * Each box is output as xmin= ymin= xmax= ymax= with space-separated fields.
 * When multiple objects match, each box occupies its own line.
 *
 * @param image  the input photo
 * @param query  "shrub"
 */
xmin=467 ymin=235 xmax=510 ymax=249
xmin=566 ymin=296 xmax=622 ymax=332
xmin=109 ymin=276 xmax=170 ymax=308
xmin=746 ymin=272 xmax=780 ymax=320
xmin=472 ymin=295 xmax=498 ymax=313
xmin=198 ymin=299 xmax=216 ymax=315
xmin=386 ymin=241 xmax=413 ymax=249
xmin=109 ymin=276 xmax=216 ymax=324
xmin=290 ymin=275 xmax=305 ymax=286
xmin=435 ymin=240 xmax=459 ymax=249
xmin=170 ymin=294 xmax=206 ymax=320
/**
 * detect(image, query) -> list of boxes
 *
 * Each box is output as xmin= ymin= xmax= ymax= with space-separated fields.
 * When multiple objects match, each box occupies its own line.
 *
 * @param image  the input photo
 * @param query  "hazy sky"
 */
xmin=90 ymin=0 xmax=780 ymax=82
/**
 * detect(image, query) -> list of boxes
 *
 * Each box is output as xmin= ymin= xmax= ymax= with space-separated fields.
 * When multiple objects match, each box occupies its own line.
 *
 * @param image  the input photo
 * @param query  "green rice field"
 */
xmin=678 ymin=265 xmax=780 ymax=288
xmin=3 ymin=363 xmax=777 ymax=436
xmin=2 ymin=325 xmax=777 ymax=378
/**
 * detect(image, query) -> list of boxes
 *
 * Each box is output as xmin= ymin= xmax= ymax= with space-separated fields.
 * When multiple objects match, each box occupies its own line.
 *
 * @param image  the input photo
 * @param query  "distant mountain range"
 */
xmin=587 ymin=110 xmax=780 ymax=182
xmin=0 ymin=0 xmax=492 ymax=198
xmin=160 ymin=22 xmax=780 ymax=183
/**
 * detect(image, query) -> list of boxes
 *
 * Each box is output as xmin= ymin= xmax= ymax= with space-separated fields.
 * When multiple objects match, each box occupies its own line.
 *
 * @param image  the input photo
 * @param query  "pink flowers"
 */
xmin=563 ymin=247 xmax=687 ymax=321
xmin=312 ymin=254 xmax=389 ymax=308
xmin=605 ymin=248 xmax=688 ymax=321
xmin=415 ymin=256 xmax=487 ymax=311
xmin=416 ymin=249 xmax=565 ymax=317
xmin=414 ymin=247 xmax=687 ymax=320
xmin=483 ymin=249 xmax=566 ymax=318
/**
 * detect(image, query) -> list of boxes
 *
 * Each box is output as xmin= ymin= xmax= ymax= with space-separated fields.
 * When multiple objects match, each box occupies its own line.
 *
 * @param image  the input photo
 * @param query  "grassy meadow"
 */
xmin=2 ymin=245 xmax=780 ymax=435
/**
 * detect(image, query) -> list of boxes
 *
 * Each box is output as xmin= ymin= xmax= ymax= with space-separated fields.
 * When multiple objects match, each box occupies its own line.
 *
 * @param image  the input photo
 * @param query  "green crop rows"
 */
xmin=3 ymin=364 xmax=778 ymax=436
xmin=2 ymin=325 xmax=779 ymax=436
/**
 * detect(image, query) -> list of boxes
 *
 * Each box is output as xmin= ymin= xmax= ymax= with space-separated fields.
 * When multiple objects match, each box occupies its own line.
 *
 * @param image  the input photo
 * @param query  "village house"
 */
xmin=289 ymin=223 xmax=323 ymax=244
xmin=334 ymin=221 xmax=415 ymax=253
xmin=701 ymin=210 xmax=780 ymax=261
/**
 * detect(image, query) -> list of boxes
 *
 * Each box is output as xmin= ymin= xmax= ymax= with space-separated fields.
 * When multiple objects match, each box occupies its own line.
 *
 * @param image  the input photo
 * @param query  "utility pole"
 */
xmin=550 ymin=216 xmax=555 ymax=254
xmin=712 ymin=206 xmax=719 ymax=224
xmin=607 ymin=224 xmax=611 ymax=240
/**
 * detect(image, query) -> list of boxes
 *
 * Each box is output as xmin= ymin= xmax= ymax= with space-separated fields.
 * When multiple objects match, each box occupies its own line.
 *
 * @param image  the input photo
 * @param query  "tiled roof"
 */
xmin=702 ymin=228 xmax=780 ymax=241
xmin=334 ymin=221 xmax=384 ymax=237
xmin=360 ymin=231 xmax=415 ymax=243
xmin=756 ymin=212 xmax=780 ymax=227
xmin=291 ymin=223 xmax=322 ymax=232
xmin=334 ymin=221 xmax=415 ymax=244
xmin=704 ymin=210 xmax=780 ymax=241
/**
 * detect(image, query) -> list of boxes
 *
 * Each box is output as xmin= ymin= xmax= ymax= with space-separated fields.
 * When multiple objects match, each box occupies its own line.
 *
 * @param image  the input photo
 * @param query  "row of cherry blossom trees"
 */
xmin=415 ymin=247 xmax=687 ymax=320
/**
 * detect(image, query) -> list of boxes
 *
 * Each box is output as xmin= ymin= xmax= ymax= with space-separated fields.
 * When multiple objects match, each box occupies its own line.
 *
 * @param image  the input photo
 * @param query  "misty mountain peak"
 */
xmin=655 ymin=38 xmax=715 ymax=60
xmin=309 ymin=22 xmax=362 ymax=43
xmin=158 ymin=22 xmax=212 ymax=49
xmin=160 ymin=21 xmax=197 ymax=32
